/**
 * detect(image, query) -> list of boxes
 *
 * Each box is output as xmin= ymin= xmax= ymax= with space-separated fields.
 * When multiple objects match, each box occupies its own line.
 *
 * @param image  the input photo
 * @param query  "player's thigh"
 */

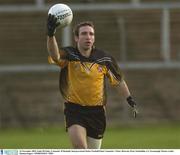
xmin=67 ymin=124 xmax=87 ymax=148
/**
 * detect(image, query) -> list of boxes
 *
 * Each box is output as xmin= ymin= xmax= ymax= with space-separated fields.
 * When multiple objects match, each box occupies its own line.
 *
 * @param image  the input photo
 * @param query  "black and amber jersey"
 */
xmin=48 ymin=46 xmax=124 ymax=106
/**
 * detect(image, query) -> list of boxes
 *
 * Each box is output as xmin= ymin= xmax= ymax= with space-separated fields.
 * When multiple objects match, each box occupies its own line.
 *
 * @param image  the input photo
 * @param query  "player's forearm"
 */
xmin=117 ymin=80 xmax=131 ymax=99
xmin=47 ymin=36 xmax=60 ymax=61
xmin=117 ymin=80 xmax=137 ymax=108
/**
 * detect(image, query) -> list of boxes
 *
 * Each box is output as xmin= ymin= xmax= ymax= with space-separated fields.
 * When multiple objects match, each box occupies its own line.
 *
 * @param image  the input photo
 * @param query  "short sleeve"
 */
xmin=106 ymin=56 xmax=124 ymax=86
xmin=47 ymin=47 xmax=70 ymax=68
xmin=48 ymin=56 xmax=68 ymax=68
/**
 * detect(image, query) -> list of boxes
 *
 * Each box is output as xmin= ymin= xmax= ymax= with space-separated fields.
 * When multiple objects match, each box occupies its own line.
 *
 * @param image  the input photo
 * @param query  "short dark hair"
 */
xmin=73 ymin=21 xmax=94 ymax=37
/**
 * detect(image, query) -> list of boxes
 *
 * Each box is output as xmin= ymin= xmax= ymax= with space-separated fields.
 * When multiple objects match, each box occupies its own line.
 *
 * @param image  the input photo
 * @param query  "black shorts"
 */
xmin=64 ymin=102 xmax=106 ymax=139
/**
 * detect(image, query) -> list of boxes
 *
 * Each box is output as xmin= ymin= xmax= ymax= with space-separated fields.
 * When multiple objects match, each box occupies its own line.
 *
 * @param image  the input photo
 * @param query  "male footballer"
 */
xmin=46 ymin=14 xmax=138 ymax=149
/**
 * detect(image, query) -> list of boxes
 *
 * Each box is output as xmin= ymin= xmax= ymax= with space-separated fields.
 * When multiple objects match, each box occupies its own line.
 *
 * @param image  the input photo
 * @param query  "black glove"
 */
xmin=47 ymin=14 xmax=60 ymax=37
xmin=127 ymin=96 xmax=138 ymax=118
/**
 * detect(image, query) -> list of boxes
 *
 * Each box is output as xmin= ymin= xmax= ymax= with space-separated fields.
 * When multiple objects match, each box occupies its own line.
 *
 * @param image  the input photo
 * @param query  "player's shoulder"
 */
xmin=93 ymin=47 xmax=120 ymax=67
xmin=93 ymin=47 xmax=116 ymax=63
xmin=93 ymin=47 xmax=112 ymax=59
xmin=60 ymin=46 xmax=79 ymax=60
xmin=61 ymin=46 xmax=76 ymax=53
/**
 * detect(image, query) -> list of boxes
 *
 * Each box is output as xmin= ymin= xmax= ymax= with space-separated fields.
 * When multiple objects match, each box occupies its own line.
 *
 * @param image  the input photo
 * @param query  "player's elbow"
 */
xmin=51 ymin=55 xmax=59 ymax=62
xmin=48 ymin=51 xmax=60 ymax=61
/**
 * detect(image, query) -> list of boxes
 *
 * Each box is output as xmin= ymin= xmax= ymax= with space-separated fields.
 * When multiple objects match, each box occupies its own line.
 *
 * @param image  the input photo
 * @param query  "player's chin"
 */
xmin=83 ymin=45 xmax=93 ymax=50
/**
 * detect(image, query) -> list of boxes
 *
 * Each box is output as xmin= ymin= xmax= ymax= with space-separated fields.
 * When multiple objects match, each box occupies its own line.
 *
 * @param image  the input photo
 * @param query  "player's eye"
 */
xmin=89 ymin=32 xmax=94 ymax=36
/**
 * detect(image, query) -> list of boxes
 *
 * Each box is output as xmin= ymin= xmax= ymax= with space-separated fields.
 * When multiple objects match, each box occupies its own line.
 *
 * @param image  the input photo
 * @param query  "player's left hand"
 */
xmin=126 ymin=96 xmax=139 ymax=118
xmin=132 ymin=105 xmax=138 ymax=118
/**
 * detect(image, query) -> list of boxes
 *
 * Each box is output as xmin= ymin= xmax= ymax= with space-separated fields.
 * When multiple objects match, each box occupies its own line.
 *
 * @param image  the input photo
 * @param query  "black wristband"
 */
xmin=127 ymin=96 xmax=136 ymax=108
xmin=47 ymin=30 xmax=55 ymax=37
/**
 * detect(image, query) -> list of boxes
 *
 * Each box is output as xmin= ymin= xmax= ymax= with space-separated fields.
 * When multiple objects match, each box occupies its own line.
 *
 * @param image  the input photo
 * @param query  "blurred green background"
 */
xmin=0 ymin=124 xmax=180 ymax=148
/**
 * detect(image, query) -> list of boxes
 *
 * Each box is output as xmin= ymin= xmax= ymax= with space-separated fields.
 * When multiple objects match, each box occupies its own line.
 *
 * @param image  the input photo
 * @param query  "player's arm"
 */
xmin=46 ymin=14 xmax=65 ymax=63
xmin=116 ymin=80 xmax=138 ymax=118
xmin=47 ymin=36 xmax=60 ymax=62
xmin=116 ymin=80 xmax=131 ymax=99
xmin=106 ymin=55 xmax=138 ymax=118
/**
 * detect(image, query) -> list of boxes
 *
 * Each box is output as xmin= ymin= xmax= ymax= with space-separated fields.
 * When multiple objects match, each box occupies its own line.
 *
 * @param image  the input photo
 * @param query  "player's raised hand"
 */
xmin=126 ymin=96 xmax=139 ymax=118
xmin=47 ymin=14 xmax=60 ymax=37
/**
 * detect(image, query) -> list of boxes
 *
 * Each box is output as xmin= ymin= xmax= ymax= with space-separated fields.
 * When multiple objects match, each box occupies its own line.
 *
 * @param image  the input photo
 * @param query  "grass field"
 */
xmin=0 ymin=124 xmax=179 ymax=149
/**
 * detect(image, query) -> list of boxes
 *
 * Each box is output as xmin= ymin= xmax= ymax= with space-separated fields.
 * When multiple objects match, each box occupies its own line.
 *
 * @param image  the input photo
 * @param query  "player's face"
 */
xmin=75 ymin=26 xmax=95 ymax=51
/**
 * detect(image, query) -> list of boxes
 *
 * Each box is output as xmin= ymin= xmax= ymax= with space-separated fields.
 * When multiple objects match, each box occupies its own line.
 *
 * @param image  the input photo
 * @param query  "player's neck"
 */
xmin=78 ymin=47 xmax=92 ymax=58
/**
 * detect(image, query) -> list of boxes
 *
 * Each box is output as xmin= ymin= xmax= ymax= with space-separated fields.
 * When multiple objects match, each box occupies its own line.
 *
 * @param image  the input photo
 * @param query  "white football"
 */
xmin=48 ymin=4 xmax=73 ymax=28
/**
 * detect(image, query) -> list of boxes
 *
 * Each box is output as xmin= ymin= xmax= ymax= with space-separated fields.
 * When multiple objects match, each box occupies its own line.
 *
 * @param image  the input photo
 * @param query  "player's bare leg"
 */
xmin=67 ymin=124 xmax=88 ymax=149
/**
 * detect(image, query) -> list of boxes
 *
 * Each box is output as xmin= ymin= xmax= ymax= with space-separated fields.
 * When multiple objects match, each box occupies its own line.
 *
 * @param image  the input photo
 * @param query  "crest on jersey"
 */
xmin=97 ymin=66 xmax=103 ymax=73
